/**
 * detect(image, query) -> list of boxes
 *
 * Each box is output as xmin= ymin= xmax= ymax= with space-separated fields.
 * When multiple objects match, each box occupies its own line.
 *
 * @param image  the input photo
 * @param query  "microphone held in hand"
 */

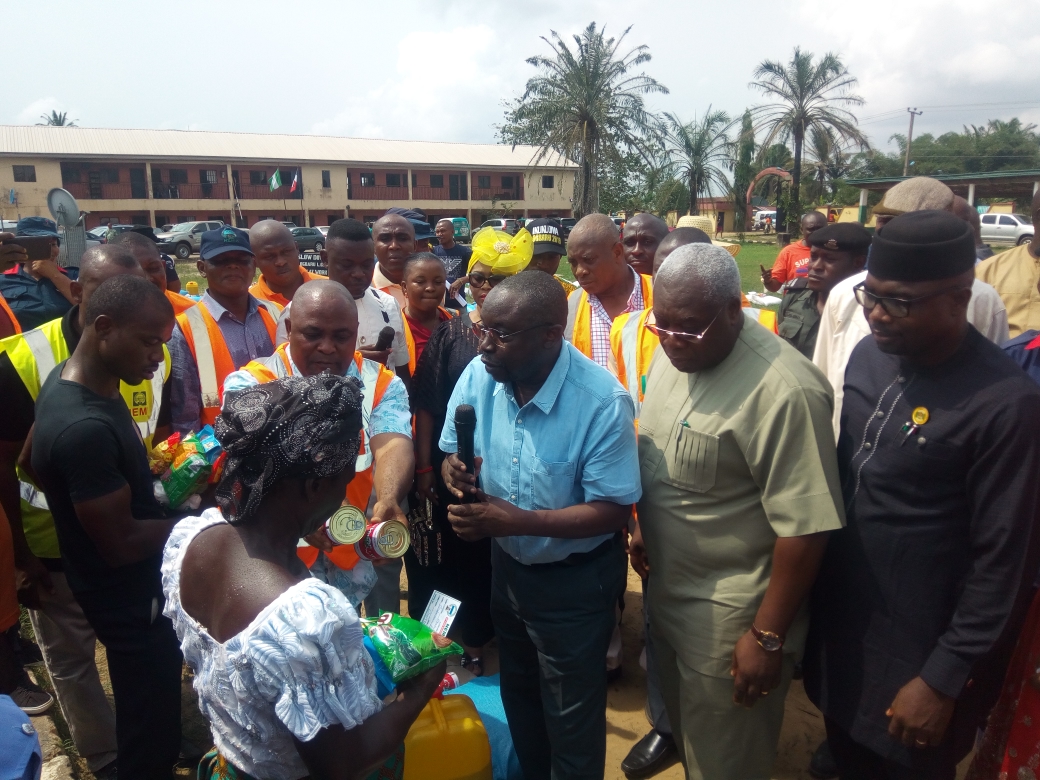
xmin=455 ymin=404 xmax=477 ymax=504
xmin=374 ymin=326 xmax=396 ymax=352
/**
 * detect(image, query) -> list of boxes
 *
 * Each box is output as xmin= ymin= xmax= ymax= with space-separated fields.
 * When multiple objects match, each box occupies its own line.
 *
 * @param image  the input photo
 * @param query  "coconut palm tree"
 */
xmin=502 ymin=23 xmax=668 ymax=217
xmin=750 ymin=48 xmax=866 ymax=226
xmin=36 ymin=110 xmax=77 ymax=127
xmin=661 ymin=108 xmax=734 ymax=215
xmin=804 ymin=126 xmax=858 ymax=202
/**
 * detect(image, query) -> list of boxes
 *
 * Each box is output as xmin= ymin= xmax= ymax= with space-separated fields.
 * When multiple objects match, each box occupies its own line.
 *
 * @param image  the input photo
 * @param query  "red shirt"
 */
xmin=771 ymin=242 xmax=812 ymax=285
xmin=405 ymin=310 xmax=452 ymax=366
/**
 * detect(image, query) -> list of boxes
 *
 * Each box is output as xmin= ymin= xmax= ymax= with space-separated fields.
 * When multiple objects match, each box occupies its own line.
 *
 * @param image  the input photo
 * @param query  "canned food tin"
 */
xmin=354 ymin=520 xmax=410 ymax=560
xmin=324 ymin=505 xmax=368 ymax=545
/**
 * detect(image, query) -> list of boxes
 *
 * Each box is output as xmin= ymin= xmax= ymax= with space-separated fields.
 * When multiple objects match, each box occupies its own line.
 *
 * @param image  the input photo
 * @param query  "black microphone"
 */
xmin=455 ymin=404 xmax=477 ymax=504
xmin=374 ymin=326 xmax=396 ymax=351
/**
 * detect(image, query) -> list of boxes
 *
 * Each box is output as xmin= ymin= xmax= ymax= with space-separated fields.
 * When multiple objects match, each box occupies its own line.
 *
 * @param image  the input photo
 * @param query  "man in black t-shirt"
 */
xmin=32 ymin=274 xmax=182 ymax=780
xmin=433 ymin=218 xmax=471 ymax=309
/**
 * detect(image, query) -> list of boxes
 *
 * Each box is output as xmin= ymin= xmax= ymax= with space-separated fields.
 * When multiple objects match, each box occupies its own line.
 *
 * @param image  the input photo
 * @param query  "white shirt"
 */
xmin=812 ymin=270 xmax=1010 ymax=438
xmin=275 ymin=287 xmax=410 ymax=368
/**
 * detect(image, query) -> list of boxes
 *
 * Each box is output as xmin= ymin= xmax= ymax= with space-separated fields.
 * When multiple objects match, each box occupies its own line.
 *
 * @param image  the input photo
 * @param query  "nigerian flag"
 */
xmin=269 ymin=169 xmax=282 ymax=192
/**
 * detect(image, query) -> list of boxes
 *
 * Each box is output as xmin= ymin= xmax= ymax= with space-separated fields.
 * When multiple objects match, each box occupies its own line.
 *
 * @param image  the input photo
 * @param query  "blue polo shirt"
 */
xmin=1003 ymin=330 xmax=1040 ymax=386
xmin=440 ymin=341 xmax=641 ymax=564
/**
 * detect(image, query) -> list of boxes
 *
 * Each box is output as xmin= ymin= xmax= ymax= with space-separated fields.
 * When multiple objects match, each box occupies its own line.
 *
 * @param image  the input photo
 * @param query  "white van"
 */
xmin=753 ymin=211 xmax=776 ymax=231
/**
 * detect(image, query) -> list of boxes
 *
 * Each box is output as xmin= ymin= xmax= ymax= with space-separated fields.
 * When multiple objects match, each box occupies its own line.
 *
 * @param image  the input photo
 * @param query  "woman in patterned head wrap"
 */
xmin=160 ymin=374 xmax=445 ymax=780
xmin=404 ymin=226 xmax=534 ymax=677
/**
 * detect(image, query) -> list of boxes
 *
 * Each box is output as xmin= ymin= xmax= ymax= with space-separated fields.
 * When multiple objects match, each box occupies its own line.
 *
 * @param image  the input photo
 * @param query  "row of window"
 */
xmin=15 ymin=164 xmax=555 ymax=194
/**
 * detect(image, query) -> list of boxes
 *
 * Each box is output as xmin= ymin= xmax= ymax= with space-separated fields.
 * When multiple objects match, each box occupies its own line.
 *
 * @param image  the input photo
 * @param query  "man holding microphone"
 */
xmin=440 ymin=271 xmax=641 ymax=780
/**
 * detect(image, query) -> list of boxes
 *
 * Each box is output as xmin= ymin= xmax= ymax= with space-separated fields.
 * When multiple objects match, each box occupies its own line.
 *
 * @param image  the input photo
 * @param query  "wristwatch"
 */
xmin=751 ymin=624 xmax=785 ymax=652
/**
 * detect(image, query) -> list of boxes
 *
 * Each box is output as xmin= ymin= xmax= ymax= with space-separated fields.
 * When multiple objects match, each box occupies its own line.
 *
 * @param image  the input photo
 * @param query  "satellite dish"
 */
xmin=47 ymin=188 xmax=82 ymax=228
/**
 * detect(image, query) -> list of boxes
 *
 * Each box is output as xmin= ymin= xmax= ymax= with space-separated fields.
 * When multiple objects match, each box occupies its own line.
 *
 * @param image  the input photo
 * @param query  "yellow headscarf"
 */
xmin=467 ymin=227 xmax=533 ymax=276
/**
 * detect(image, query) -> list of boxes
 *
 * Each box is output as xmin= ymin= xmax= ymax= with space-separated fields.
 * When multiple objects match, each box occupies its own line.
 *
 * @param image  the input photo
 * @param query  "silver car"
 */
xmin=156 ymin=220 xmax=225 ymax=259
xmin=980 ymin=213 xmax=1033 ymax=245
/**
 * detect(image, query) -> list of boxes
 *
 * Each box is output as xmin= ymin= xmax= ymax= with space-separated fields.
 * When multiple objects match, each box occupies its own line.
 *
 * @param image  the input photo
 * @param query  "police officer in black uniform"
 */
xmin=777 ymin=223 xmax=871 ymax=359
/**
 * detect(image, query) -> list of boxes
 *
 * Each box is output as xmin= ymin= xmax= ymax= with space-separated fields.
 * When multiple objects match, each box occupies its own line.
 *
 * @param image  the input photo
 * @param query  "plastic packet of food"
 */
xmin=149 ymin=432 xmax=181 ymax=476
xmin=208 ymin=451 xmax=226 ymax=485
xmin=160 ymin=448 xmax=211 ymax=509
xmin=361 ymin=612 xmax=462 ymax=683
xmin=172 ymin=433 xmax=204 ymax=468
xmin=197 ymin=425 xmax=223 ymax=465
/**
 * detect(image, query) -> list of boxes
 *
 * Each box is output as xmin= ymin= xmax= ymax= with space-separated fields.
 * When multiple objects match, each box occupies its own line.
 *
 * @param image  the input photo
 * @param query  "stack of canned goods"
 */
xmin=322 ymin=505 xmax=410 ymax=560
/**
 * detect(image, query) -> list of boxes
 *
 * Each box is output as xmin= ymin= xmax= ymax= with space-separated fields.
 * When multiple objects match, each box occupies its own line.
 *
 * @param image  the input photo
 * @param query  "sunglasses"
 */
xmin=477 ymin=322 xmax=553 ymax=346
xmin=853 ymin=282 xmax=967 ymax=319
xmin=468 ymin=271 xmax=508 ymax=289
xmin=644 ymin=308 xmax=722 ymax=342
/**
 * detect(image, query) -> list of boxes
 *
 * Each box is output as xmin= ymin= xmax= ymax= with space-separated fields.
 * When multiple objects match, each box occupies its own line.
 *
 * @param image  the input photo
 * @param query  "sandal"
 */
xmin=461 ymin=653 xmax=484 ymax=677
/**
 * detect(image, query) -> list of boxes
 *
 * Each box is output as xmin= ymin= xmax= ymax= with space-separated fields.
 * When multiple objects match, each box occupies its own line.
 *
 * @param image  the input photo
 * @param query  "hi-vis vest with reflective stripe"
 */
xmin=236 ymin=344 xmax=395 ymax=572
xmin=565 ymin=274 xmax=654 ymax=360
xmin=609 ymin=306 xmax=780 ymax=418
xmin=175 ymin=299 xmax=279 ymax=427
xmin=0 ymin=317 xmax=171 ymax=559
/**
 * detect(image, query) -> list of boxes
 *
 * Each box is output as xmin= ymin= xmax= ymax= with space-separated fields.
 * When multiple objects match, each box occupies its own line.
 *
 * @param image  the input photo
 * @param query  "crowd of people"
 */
xmin=0 ymin=173 xmax=1039 ymax=780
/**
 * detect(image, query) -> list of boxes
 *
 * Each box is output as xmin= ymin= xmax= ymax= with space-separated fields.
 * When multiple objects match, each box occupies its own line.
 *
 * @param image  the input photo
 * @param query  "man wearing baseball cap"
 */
xmin=167 ymin=226 xmax=280 ymax=433
xmin=525 ymin=218 xmax=576 ymax=293
xmin=0 ymin=217 xmax=76 ymax=331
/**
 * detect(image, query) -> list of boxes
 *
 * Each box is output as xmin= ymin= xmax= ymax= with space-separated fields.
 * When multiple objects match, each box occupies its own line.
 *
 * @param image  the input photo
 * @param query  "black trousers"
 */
xmin=81 ymin=594 xmax=183 ymax=780
xmin=825 ymin=719 xmax=957 ymax=780
xmin=492 ymin=537 xmax=626 ymax=780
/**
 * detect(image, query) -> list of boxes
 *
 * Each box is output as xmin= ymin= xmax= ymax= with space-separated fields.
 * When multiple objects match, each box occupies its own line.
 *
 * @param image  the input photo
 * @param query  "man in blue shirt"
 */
xmin=0 ymin=217 xmax=76 ymax=331
xmin=440 ymin=271 xmax=641 ymax=780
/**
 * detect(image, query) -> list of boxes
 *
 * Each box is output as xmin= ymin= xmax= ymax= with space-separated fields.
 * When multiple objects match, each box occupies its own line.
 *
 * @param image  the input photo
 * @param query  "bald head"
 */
xmin=654 ymin=228 xmax=712 ymax=276
xmin=110 ymin=231 xmax=166 ymax=292
xmin=286 ymin=280 xmax=359 ymax=377
xmin=250 ymin=219 xmax=294 ymax=246
xmin=75 ymin=245 xmax=145 ymax=329
xmin=570 ymin=213 xmax=619 ymax=247
xmin=622 ymin=213 xmax=670 ymax=276
xmin=485 ymin=269 xmax=569 ymax=328
xmin=626 ymin=213 xmax=669 ymax=238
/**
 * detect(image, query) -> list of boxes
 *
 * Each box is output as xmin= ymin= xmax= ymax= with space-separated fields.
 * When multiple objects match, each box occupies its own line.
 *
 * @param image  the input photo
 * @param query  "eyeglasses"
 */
xmin=644 ymin=309 xmax=722 ymax=342
xmin=852 ymin=282 xmax=967 ymax=319
xmin=477 ymin=322 xmax=553 ymax=346
xmin=468 ymin=271 xmax=508 ymax=289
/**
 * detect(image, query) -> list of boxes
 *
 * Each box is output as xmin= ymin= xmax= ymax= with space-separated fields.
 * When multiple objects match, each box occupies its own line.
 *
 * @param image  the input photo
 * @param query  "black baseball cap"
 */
xmin=527 ymin=218 xmax=565 ymax=256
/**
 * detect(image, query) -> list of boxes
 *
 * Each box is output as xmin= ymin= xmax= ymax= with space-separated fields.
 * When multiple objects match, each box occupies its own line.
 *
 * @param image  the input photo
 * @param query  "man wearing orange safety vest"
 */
xmin=612 ymin=228 xmax=777 ymax=418
xmin=248 ymin=220 xmax=326 ymax=309
xmin=222 ymin=280 xmax=414 ymax=608
xmin=565 ymin=214 xmax=653 ymax=368
xmin=168 ymin=226 xmax=280 ymax=434
xmin=109 ymin=231 xmax=195 ymax=315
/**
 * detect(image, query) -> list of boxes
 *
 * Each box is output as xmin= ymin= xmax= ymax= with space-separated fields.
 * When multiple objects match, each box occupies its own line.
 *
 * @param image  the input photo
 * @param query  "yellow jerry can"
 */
xmin=403 ymin=694 xmax=493 ymax=780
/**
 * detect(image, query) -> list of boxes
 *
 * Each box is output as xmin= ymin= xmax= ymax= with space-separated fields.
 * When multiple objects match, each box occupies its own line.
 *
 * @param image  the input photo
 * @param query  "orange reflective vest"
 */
xmin=566 ymin=273 xmax=653 ymax=360
xmin=402 ymin=307 xmax=454 ymax=374
xmin=0 ymin=292 xmax=20 ymax=336
xmin=165 ymin=290 xmax=196 ymax=315
xmin=609 ymin=309 xmax=658 ymax=417
xmin=175 ymin=299 xmax=279 ymax=428
xmin=249 ymin=267 xmax=327 ymax=310
xmin=238 ymin=344 xmax=396 ymax=572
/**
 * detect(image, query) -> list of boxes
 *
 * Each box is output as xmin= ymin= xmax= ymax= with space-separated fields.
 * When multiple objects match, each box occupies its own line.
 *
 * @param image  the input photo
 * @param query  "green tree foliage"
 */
xmin=732 ymin=110 xmax=756 ymax=231
xmin=750 ymin=48 xmax=867 ymax=227
xmin=36 ymin=110 xmax=77 ymax=127
xmin=661 ymin=107 xmax=734 ymax=215
xmin=497 ymin=23 xmax=668 ymax=217
xmin=804 ymin=126 xmax=856 ymax=203
xmin=888 ymin=118 xmax=1040 ymax=176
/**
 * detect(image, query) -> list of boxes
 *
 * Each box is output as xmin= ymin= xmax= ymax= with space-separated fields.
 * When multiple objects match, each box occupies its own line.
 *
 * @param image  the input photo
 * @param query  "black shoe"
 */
xmin=808 ymin=739 xmax=839 ymax=779
xmin=621 ymin=729 xmax=677 ymax=778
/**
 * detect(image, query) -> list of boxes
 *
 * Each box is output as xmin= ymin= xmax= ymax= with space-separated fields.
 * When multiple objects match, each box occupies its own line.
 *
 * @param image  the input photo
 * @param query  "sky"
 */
xmin=4 ymin=0 xmax=1039 ymax=157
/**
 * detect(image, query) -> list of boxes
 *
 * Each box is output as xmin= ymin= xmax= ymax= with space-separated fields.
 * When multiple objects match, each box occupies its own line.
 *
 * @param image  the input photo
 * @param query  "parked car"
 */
xmin=156 ymin=220 xmax=226 ymax=259
xmin=980 ymin=212 xmax=1033 ymax=245
xmin=752 ymin=211 xmax=777 ymax=231
xmin=477 ymin=218 xmax=518 ymax=235
xmin=559 ymin=217 xmax=576 ymax=239
xmin=317 ymin=226 xmax=330 ymax=238
xmin=290 ymin=226 xmax=325 ymax=251
xmin=86 ymin=226 xmax=110 ymax=242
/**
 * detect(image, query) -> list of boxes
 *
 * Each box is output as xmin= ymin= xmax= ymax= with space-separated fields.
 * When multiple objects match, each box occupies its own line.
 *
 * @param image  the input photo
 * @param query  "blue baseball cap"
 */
xmin=200 ymin=225 xmax=254 ymax=261
xmin=16 ymin=216 xmax=60 ymax=241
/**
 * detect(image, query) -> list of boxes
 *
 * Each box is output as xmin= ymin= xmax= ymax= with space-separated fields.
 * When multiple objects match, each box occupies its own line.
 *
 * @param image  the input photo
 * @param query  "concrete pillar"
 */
xmin=145 ymin=162 xmax=155 ymax=227
xmin=1034 ymin=181 xmax=1039 ymax=196
xmin=225 ymin=163 xmax=237 ymax=225
xmin=407 ymin=168 xmax=413 ymax=201
xmin=967 ymin=183 xmax=976 ymax=206
xmin=304 ymin=208 xmax=310 ymax=227
xmin=858 ymin=188 xmax=868 ymax=225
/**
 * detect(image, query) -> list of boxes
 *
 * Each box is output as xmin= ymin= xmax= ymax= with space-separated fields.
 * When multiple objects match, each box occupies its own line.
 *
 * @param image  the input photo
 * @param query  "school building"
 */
xmin=0 ymin=125 xmax=576 ymax=230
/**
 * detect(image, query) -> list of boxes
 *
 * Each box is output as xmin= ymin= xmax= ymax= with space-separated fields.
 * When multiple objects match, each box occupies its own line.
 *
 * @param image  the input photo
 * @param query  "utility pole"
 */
xmin=903 ymin=108 xmax=923 ymax=177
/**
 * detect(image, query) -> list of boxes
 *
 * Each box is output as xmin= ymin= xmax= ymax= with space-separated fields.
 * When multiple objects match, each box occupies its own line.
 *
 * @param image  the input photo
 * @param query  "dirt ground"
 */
xmin=67 ymin=563 xmax=972 ymax=780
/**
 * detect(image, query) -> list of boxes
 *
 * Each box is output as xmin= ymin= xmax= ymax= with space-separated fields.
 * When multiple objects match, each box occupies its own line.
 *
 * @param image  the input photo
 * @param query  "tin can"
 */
xmin=354 ymin=520 xmax=410 ymax=560
xmin=323 ymin=505 xmax=367 ymax=546
xmin=434 ymin=671 xmax=460 ymax=698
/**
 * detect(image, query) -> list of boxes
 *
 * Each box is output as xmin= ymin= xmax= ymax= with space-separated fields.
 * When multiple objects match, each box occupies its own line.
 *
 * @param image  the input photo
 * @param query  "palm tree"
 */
xmin=36 ymin=110 xmax=77 ymax=127
xmin=504 ymin=23 xmax=668 ymax=217
xmin=662 ymin=108 xmax=734 ymax=215
xmin=750 ymin=48 xmax=866 ymax=226
xmin=804 ymin=126 xmax=856 ymax=202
